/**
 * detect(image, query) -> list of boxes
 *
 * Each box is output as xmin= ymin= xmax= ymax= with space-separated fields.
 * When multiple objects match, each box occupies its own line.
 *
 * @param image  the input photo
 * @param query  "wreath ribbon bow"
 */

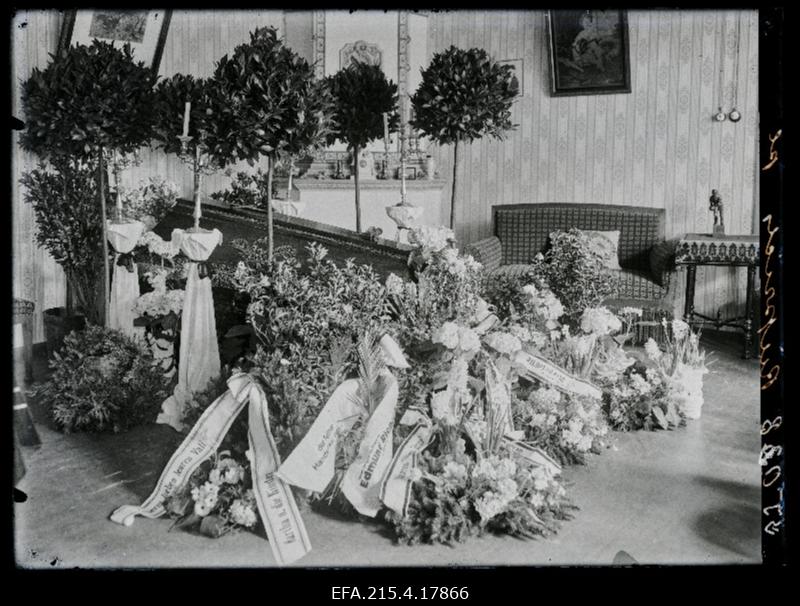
xmin=110 ymin=372 xmax=311 ymax=566
xmin=276 ymin=335 xmax=409 ymax=517
xmin=115 ymin=251 xmax=136 ymax=273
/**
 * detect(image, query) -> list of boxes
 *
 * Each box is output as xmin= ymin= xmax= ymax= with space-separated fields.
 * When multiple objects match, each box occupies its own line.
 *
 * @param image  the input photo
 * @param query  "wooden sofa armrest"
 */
xmin=465 ymin=236 xmax=503 ymax=272
xmin=649 ymin=238 xmax=680 ymax=289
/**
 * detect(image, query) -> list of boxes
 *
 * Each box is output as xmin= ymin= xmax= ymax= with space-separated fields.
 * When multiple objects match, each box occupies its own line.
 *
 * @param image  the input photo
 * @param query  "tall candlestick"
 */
xmin=400 ymin=122 xmax=407 ymax=202
xmin=113 ymin=150 xmax=122 ymax=218
xmin=193 ymin=146 xmax=202 ymax=229
xmin=182 ymin=101 xmax=191 ymax=137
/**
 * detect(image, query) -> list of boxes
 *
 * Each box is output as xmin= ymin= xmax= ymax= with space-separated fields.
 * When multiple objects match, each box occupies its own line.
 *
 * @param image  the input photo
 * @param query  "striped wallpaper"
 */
xmin=12 ymin=10 xmax=759 ymax=340
xmin=427 ymin=9 xmax=760 ymax=321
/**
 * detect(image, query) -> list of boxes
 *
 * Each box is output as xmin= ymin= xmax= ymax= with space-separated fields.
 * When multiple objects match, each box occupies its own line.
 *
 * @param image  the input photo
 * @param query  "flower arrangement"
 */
xmin=133 ymin=268 xmax=184 ymax=319
xmin=389 ymin=444 xmax=572 ymax=545
xmin=644 ymin=319 xmax=709 ymax=420
xmin=137 ymin=230 xmax=180 ymax=261
xmin=389 ymin=231 xmax=483 ymax=347
xmin=603 ymin=362 xmax=682 ymax=431
xmin=33 ymin=326 xmax=172 ymax=433
xmin=118 ymin=177 xmax=179 ymax=229
xmin=529 ymin=228 xmax=616 ymax=321
xmin=514 ymin=386 xmax=609 ymax=466
xmin=163 ymin=451 xmax=259 ymax=537
xmin=221 ymin=241 xmax=389 ymax=457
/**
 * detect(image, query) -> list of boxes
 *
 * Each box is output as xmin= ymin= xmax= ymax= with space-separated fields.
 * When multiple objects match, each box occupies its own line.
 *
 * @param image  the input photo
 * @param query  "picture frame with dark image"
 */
xmin=58 ymin=9 xmax=172 ymax=73
xmin=547 ymin=9 xmax=631 ymax=97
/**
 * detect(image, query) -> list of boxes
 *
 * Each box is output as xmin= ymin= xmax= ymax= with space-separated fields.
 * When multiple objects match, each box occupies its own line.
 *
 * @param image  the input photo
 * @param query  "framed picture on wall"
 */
xmin=58 ymin=9 xmax=172 ymax=73
xmin=547 ymin=9 xmax=631 ymax=96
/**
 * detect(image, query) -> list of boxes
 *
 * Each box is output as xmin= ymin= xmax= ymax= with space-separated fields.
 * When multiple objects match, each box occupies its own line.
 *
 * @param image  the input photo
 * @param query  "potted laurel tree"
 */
xmin=151 ymin=73 xmax=230 ymax=218
xmin=272 ymin=77 xmax=336 ymax=217
xmin=411 ymin=46 xmax=518 ymax=230
xmin=325 ymin=61 xmax=400 ymax=232
xmin=209 ymin=26 xmax=334 ymax=261
xmin=19 ymin=158 xmax=101 ymax=353
xmin=20 ymin=39 xmax=157 ymax=327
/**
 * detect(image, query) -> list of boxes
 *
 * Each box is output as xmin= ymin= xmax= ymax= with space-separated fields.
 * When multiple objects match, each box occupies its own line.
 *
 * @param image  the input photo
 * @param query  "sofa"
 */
xmin=465 ymin=203 xmax=678 ymax=342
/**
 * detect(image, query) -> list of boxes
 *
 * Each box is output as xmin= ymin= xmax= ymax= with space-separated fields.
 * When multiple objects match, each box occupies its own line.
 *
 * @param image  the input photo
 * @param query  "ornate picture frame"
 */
xmin=58 ymin=9 xmax=172 ymax=73
xmin=547 ymin=9 xmax=631 ymax=97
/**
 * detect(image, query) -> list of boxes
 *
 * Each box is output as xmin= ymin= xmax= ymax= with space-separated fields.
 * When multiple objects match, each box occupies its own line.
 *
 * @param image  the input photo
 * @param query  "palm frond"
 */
xmin=355 ymin=332 xmax=389 ymax=415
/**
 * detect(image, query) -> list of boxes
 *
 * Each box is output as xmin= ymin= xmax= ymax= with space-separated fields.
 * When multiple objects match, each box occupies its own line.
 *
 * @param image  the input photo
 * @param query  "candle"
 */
xmin=383 ymin=112 xmax=390 ymax=146
xmin=182 ymin=101 xmax=191 ymax=137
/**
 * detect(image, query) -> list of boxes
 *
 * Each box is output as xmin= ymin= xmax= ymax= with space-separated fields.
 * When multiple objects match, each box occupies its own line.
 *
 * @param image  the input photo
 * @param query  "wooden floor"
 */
xmin=13 ymin=330 xmax=760 ymax=568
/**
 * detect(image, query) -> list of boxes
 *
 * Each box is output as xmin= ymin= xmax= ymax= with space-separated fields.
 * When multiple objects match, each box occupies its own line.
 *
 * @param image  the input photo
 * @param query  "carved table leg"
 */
xmin=683 ymin=264 xmax=697 ymax=325
xmin=744 ymin=263 xmax=756 ymax=359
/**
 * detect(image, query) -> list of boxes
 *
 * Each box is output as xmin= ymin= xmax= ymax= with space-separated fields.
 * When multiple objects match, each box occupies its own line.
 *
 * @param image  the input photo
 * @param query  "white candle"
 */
xmin=182 ymin=101 xmax=191 ymax=137
xmin=383 ymin=112 xmax=390 ymax=146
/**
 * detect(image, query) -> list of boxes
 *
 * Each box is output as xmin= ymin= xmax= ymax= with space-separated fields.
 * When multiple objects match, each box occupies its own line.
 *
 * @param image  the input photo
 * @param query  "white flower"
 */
xmin=508 ymin=324 xmax=532 ymax=343
xmin=475 ymin=491 xmax=508 ymax=522
xmin=573 ymin=334 xmax=595 ymax=357
xmin=530 ymin=466 xmax=551 ymax=491
xmin=671 ymin=319 xmax=690 ymax=340
xmin=644 ymin=338 xmax=663 ymax=361
xmin=457 ymin=327 xmax=482 ymax=353
xmin=442 ymin=461 xmax=468 ymax=485
xmin=529 ymin=413 xmax=547 ymax=427
xmin=447 ymin=357 xmax=470 ymax=394
xmin=497 ymin=477 xmax=519 ymax=501
xmin=385 ymin=273 xmax=404 ymax=296
xmin=619 ymin=306 xmax=643 ymax=317
xmin=521 ymin=284 xmax=538 ymax=298
xmin=528 ymin=491 xmax=545 ymax=508
xmin=441 ymin=247 xmax=459 ymax=265
xmin=408 ymin=225 xmax=454 ymax=253
xmin=629 ymin=373 xmax=652 ymax=396
xmin=190 ymin=481 xmax=220 ymax=517
xmin=431 ymin=390 xmax=457 ymax=426
xmin=432 ymin=322 xmax=460 ymax=350
xmin=580 ymin=307 xmax=622 ymax=336
xmin=529 ymin=386 xmax=561 ymax=409
xmin=484 ymin=331 xmax=522 ymax=356
xmin=229 ymin=499 xmax=257 ymax=527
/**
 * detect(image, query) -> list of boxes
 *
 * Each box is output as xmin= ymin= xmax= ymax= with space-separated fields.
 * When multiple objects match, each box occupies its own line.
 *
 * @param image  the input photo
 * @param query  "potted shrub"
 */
xmin=410 ymin=46 xmax=518 ymax=230
xmin=209 ymin=26 xmax=334 ymax=260
xmin=326 ymin=61 xmax=399 ymax=232
xmin=20 ymin=40 xmax=157 ymax=325
xmin=19 ymin=157 xmax=101 ymax=349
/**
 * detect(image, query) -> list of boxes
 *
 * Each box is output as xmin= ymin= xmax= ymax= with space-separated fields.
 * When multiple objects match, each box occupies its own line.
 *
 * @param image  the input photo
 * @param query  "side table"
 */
xmin=674 ymin=234 xmax=759 ymax=359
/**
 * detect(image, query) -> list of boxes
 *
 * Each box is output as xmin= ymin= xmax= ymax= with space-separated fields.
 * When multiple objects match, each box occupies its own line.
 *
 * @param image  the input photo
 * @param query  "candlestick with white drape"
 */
xmin=157 ymin=227 xmax=223 ymax=431
xmin=107 ymin=220 xmax=145 ymax=336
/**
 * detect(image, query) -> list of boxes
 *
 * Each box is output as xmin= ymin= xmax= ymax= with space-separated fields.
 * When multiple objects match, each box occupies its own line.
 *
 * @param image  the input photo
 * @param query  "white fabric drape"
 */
xmin=107 ymin=220 xmax=145 ymax=337
xmin=157 ymin=227 xmax=223 ymax=431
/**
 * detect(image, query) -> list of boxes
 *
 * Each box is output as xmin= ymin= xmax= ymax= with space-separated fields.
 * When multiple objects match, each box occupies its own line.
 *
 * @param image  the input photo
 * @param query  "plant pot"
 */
xmin=667 ymin=363 xmax=708 ymax=420
xmin=386 ymin=203 xmax=424 ymax=229
xmin=43 ymin=307 xmax=86 ymax=358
